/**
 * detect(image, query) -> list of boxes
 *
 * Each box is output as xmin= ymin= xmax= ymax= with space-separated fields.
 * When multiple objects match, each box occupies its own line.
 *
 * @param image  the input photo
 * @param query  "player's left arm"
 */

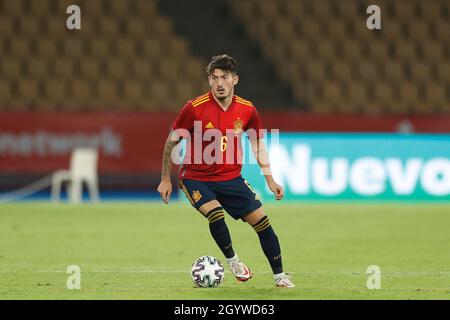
xmin=248 ymin=137 xmax=284 ymax=201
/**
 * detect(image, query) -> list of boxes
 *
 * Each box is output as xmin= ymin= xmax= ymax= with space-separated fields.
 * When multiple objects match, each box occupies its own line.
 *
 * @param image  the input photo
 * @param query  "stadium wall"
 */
xmin=1 ymin=111 xmax=450 ymax=176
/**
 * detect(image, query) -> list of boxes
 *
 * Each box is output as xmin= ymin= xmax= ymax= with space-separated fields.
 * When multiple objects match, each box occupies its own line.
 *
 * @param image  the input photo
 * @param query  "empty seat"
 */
xmin=108 ymin=0 xmax=130 ymax=16
xmin=134 ymin=0 xmax=157 ymax=16
xmin=130 ymin=59 xmax=151 ymax=79
xmin=114 ymin=38 xmax=136 ymax=58
xmin=393 ymin=41 xmax=417 ymax=62
xmin=300 ymin=19 xmax=322 ymax=39
xmin=96 ymin=80 xmax=118 ymax=105
xmin=335 ymin=0 xmax=358 ymax=20
xmin=405 ymin=21 xmax=429 ymax=41
xmin=398 ymin=82 xmax=420 ymax=111
xmin=355 ymin=61 xmax=378 ymax=82
xmin=283 ymin=0 xmax=305 ymax=20
xmin=288 ymin=41 xmax=310 ymax=61
xmin=122 ymin=81 xmax=144 ymax=105
xmin=310 ymin=1 xmax=333 ymax=19
xmin=367 ymin=40 xmax=391 ymax=63
xmin=166 ymin=38 xmax=189 ymax=59
xmin=1 ymin=58 xmax=22 ymax=78
xmin=141 ymin=40 xmax=161 ymax=59
xmin=106 ymin=59 xmax=127 ymax=79
xmin=259 ymin=0 xmax=280 ymax=22
xmin=17 ymin=79 xmax=40 ymax=101
xmin=99 ymin=17 xmax=120 ymax=36
xmin=36 ymin=38 xmax=58 ymax=57
xmin=126 ymin=20 xmax=147 ymax=38
xmin=348 ymin=83 xmax=369 ymax=109
xmin=62 ymin=39 xmax=85 ymax=58
xmin=0 ymin=17 xmax=15 ymax=36
xmin=341 ymin=41 xmax=362 ymax=61
xmin=322 ymin=82 xmax=344 ymax=104
xmin=374 ymin=83 xmax=395 ymax=108
xmin=90 ymin=39 xmax=111 ymax=56
xmin=325 ymin=20 xmax=348 ymax=41
xmin=383 ymin=61 xmax=405 ymax=83
xmin=151 ymin=16 xmax=173 ymax=37
xmin=0 ymin=82 xmax=13 ymax=105
xmin=419 ymin=2 xmax=442 ymax=20
xmin=410 ymin=62 xmax=432 ymax=82
xmin=332 ymin=62 xmax=353 ymax=82
xmin=425 ymin=83 xmax=446 ymax=108
xmin=44 ymin=79 xmax=67 ymax=102
xmin=83 ymin=0 xmax=104 ymax=16
xmin=304 ymin=60 xmax=327 ymax=82
xmin=2 ymin=0 xmax=23 ymax=15
xmin=45 ymin=18 xmax=67 ymax=38
xmin=383 ymin=21 xmax=403 ymax=42
xmin=435 ymin=20 xmax=450 ymax=41
xmin=436 ymin=62 xmax=450 ymax=83
xmin=274 ymin=19 xmax=295 ymax=42
xmin=158 ymin=59 xmax=178 ymax=81
xmin=26 ymin=58 xmax=48 ymax=79
xmin=315 ymin=41 xmax=336 ymax=62
xmin=19 ymin=17 xmax=42 ymax=36
xmin=9 ymin=38 xmax=31 ymax=56
xmin=79 ymin=59 xmax=101 ymax=79
xmin=421 ymin=41 xmax=443 ymax=61
xmin=392 ymin=1 xmax=417 ymax=21
xmin=52 ymin=59 xmax=74 ymax=78
xmin=70 ymin=79 xmax=93 ymax=103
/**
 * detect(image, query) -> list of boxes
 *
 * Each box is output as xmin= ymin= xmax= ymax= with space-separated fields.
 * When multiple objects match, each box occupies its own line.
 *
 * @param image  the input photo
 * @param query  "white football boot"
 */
xmin=227 ymin=257 xmax=252 ymax=282
xmin=274 ymin=273 xmax=296 ymax=288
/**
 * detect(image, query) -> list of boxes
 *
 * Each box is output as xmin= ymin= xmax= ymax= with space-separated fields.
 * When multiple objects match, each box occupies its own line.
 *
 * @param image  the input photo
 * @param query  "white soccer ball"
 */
xmin=191 ymin=255 xmax=225 ymax=288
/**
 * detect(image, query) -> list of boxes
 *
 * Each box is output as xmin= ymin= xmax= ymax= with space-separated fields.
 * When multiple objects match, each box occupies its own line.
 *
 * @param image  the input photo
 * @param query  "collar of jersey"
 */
xmin=209 ymin=91 xmax=236 ymax=112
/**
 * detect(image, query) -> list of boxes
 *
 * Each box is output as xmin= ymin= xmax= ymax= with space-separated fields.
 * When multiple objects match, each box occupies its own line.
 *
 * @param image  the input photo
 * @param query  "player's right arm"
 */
xmin=157 ymin=131 xmax=180 ymax=204
xmin=157 ymin=102 xmax=195 ymax=204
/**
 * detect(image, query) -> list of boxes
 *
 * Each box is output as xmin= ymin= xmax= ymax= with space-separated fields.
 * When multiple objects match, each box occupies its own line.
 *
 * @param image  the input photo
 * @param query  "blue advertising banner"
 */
xmin=241 ymin=134 xmax=450 ymax=201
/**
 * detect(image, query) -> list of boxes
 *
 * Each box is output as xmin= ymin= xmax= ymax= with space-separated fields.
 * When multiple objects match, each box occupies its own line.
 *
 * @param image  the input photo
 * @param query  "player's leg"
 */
xmin=197 ymin=200 xmax=236 ymax=260
xmin=197 ymin=199 xmax=251 ymax=282
xmin=179 ymin=179 xmax=248 ymax=280
xmin=243 ymin=207 xmax=295 ymax=288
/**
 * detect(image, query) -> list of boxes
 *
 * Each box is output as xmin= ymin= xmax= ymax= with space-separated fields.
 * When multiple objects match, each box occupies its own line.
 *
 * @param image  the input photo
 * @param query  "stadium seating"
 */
xmin=0 ymin=0 xmax=208 ymax=111
xmin=0 ymin=0 xmax=448 ymax=114
xmin=229 ymin=0 xmax=450 ymax=115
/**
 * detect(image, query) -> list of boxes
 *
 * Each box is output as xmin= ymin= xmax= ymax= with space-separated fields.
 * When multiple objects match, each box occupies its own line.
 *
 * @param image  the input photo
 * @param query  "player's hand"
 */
xmin=157 ymin=180 xmax=172 ymax=204
xmin=268 ymin=182 xmax=284 ymax=200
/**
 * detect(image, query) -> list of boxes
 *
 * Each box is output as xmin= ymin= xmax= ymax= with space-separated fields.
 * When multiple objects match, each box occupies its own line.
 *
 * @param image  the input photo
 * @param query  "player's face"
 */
xmin=208 ymin=69 xmax=238 ymax=100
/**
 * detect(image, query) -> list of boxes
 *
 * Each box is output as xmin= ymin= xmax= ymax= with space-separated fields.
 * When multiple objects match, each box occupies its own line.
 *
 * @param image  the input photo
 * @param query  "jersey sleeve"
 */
xmin=171 ymin=102 xmax=195 ymax=138
xmin=245 ymin=107 xmax=264 ymax=139
xmin=172 ymin=102 xmax=195 ymax=138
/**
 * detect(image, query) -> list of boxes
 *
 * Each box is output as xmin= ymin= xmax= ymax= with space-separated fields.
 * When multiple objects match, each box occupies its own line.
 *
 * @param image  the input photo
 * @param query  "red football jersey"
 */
xmin=172 ymin=91 xmax=264 ymax=182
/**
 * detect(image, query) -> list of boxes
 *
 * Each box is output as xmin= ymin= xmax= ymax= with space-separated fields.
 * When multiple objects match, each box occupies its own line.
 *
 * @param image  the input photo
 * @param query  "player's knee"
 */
xmin=252 ymin=216 xmax=272 ymax=233
xmin=205 ymin=207 xmax=225 ymax=223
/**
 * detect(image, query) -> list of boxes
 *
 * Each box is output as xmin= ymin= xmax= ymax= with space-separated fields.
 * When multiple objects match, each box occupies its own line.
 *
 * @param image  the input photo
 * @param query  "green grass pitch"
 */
xmin=0 ymin=202 xmax=449 ymax=299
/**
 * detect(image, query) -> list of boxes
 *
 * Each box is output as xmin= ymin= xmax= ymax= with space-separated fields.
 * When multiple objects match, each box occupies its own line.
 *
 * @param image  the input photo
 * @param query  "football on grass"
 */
xmin=191 ymin=255 xmax=225 ymax=288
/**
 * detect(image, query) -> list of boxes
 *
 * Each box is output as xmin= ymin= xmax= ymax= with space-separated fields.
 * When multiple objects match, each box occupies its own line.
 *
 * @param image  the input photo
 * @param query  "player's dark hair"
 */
xmin=206 ymin=54 xmax=237 ymax=75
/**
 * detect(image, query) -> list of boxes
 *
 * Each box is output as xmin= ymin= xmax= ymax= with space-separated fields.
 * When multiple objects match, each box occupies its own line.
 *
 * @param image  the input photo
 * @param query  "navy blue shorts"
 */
xmin=179 ymin=176 xmax=262 ymax=220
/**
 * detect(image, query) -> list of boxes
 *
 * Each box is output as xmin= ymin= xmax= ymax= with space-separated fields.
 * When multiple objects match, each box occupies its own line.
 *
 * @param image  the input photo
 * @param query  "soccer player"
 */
xmin=157 ymin=54 xmax=295 ymax=288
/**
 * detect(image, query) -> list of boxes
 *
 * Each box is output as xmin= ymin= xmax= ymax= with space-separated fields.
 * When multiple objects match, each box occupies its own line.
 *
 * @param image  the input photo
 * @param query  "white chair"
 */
xmin=51 ymin=148 xmax=100 ymax=203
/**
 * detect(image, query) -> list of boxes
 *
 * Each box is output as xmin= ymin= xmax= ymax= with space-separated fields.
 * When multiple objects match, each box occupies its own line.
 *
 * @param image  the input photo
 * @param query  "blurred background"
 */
xmin=0 ymin=0 xmax=449 ymax=202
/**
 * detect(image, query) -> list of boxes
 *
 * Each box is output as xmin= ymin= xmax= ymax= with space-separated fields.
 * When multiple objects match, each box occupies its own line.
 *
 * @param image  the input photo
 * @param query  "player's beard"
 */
xmin=215 ymin=88 xmax=231 ymax=101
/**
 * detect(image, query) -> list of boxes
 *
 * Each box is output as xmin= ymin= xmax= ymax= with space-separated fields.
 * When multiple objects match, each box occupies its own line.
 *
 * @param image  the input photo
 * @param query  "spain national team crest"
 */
xmin=233 ymin=118 xmax=243 ymax=135
xmin=192 ymin=190 xmax=202 ymax=203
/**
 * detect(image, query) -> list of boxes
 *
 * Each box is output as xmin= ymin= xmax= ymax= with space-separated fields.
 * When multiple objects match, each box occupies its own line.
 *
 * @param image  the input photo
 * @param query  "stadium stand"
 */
xmin=0 ymin=0 xmax=448 ymax=114
xmin=0 ymin=0 xmax=208 ymax=111
xmin=229 ymin=0 xmax=450 ymax=115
